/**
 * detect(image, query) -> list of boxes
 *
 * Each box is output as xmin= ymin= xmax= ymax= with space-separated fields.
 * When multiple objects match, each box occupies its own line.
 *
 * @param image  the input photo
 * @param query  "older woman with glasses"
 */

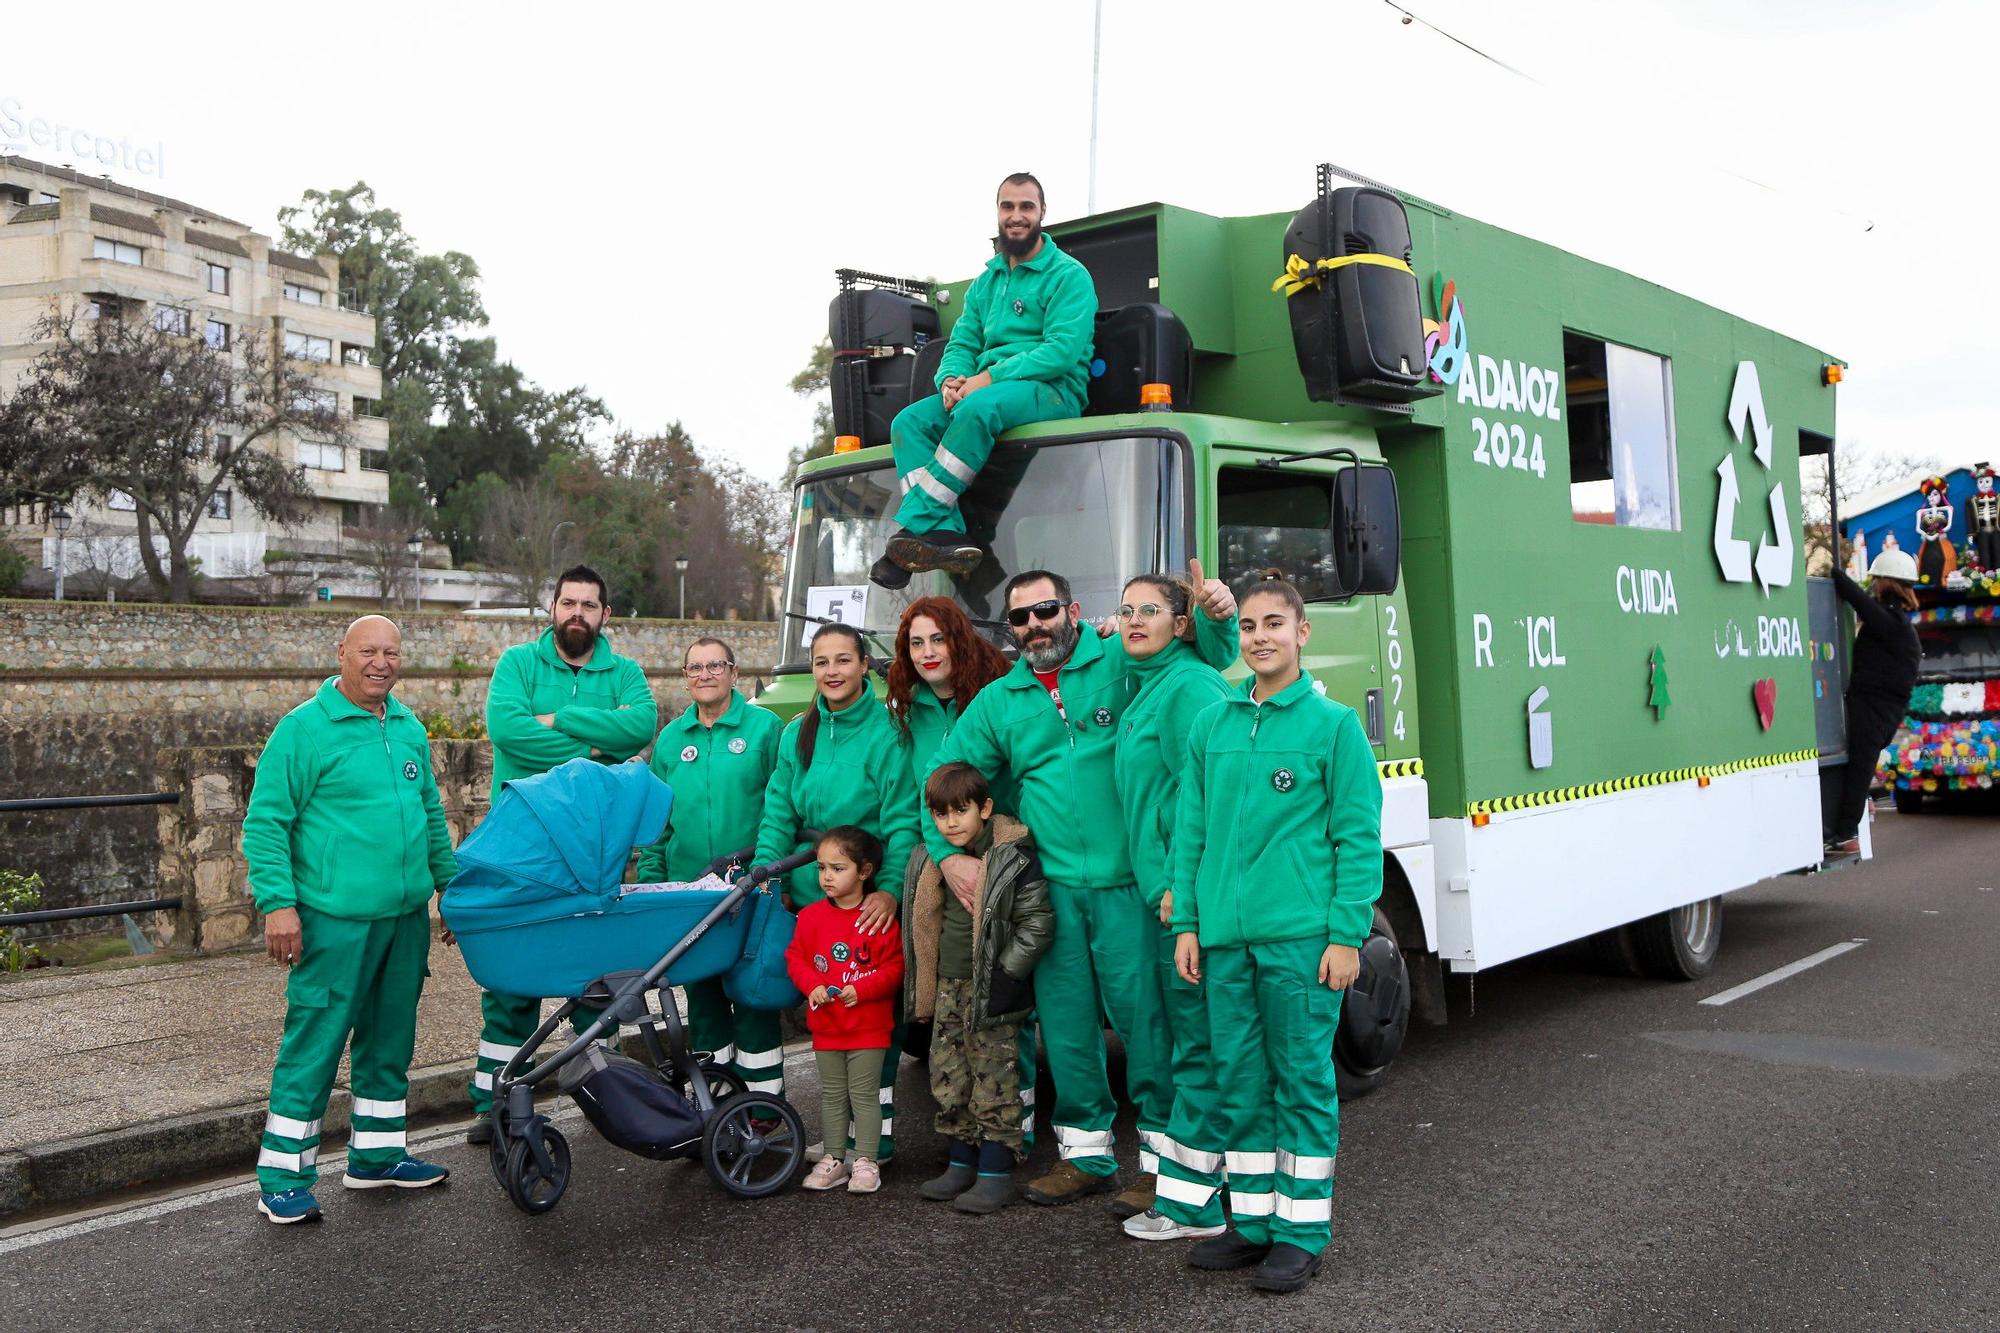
xmin=636 ymin=636 xmax=787 ymax=1097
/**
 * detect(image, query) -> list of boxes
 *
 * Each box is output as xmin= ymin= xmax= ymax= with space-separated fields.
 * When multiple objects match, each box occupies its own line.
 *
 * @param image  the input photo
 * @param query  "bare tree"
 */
xmin=479 ymin=473 xmax=575 ymax=606
xmin=0 ymin=301 xmax=352 ymax=603
xmin=1800 ymin=442 xmax=1942 ymax=570
xmin=345 ymin=504 xmax=427 ymax=608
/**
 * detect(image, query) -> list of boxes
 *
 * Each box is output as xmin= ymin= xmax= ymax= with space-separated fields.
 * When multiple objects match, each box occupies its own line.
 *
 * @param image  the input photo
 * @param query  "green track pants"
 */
xmin=889 ymin=382 xmax=1075 ymax=534
xmin=682 ymin=978 xmax=788 ymax=1095
xmin=1036 ymin=883 xmax=1170 ymax=1178
xmin=258 ymin=906 xmax=429 ymax=1193
xmin=1161 ymin=937 xmax=1343 ymax=1254
xmin=1148 ymin=919 xmax=1225 ymax=1216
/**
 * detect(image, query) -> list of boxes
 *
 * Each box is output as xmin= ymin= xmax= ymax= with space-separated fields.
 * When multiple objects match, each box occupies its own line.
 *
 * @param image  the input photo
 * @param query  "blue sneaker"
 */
xmin=256 ymin=1187 xmax=322 ymax=1224
xmin=342 ymin=1157 xmax=450 ymax=1190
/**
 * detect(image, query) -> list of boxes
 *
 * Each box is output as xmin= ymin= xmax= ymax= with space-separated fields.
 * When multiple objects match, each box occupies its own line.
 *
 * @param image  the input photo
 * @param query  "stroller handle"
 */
xmin=736 ymin=830 xmax=825 ymax=891
xmin=699 ymin=846 xmax=757 ymax=880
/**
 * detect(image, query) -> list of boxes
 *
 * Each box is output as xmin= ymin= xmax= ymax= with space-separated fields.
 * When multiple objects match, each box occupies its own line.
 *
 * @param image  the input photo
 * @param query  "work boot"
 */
xmin=1188 ymin=1229 xmax=1273 ymax=1271
xmin=1108 ymin=1171 xmax=1156 ymax=1219
xmin=466 ymin=1119 xmax=493 ymax=1146
xmin=920 ymin=1163 xmax=977 ymax=1201
xmin=869 ymin=554 xmax=911 ymax=590
xmin=953 ymin=1173 xmax=1021 ymax=1214
xmin=1022 ymin=1161 xmax=1118 ymax=1206
xmin=887 ymin=529 xmax=984 ymax=577
xmin=1250 ymin=1242 xmax=1323 ymax=1293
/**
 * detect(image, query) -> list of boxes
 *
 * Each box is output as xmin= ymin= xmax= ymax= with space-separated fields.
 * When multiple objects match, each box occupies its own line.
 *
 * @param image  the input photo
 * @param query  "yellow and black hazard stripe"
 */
xmin=1466 ymin=749 xmax=1817 ymax=816
xmin=1377 ymin=758 xmax=1425 ymax=780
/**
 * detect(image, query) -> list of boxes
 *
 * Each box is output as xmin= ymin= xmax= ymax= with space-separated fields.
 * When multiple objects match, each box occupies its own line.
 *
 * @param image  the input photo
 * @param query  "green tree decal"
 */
xmin=1648 ymin=645 xmax=1671 ymax=719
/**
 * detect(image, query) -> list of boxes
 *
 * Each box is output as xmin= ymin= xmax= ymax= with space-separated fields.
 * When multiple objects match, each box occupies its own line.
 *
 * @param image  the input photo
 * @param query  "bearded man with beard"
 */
xmin=871 ymin=172 xmax=1098 ymax=591
xmin=465 ymin=565 xmax=658 ymax=1132
xmin=923 ymin=568 xmax=1240 ymax=1210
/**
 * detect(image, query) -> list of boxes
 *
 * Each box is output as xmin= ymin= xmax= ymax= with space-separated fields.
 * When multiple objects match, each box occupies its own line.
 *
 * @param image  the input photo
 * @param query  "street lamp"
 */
xmin=52 ymin=506 xmax=72 ymax=602
xmin=406 ymin=531 xmax=424 ymax=613
xmin=675 ymin=555 xmax=689 ymax=621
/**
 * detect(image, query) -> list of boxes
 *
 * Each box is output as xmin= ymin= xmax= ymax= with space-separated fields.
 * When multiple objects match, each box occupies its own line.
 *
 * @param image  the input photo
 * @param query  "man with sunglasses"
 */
xmin=923 ymin=564 xmax=1238 ymax=1208
xmin=869 ymin=172 xmax=1098 ymax=591
xmin=637 ymin=638 xmax=786 ymax=1099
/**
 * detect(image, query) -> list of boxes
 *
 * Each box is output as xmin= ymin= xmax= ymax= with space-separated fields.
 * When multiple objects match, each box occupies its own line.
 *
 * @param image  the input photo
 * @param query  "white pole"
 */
xmin=1088 ymin=0 xmax=1103 ymax=216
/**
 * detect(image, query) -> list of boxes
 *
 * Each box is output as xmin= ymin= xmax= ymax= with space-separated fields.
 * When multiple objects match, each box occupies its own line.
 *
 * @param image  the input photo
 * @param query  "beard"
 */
xmin=556 ymin=616 xmax=599 ymax=657
xmin=1018 ymin=614 xmax=1079 ymax=672
xmin=998 ymin=220 xmax=1043 ymax=259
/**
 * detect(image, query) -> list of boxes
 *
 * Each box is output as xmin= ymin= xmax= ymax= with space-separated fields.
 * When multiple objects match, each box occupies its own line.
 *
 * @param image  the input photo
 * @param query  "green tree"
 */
xmin=784 ymin=337 xmax=837 ymax=488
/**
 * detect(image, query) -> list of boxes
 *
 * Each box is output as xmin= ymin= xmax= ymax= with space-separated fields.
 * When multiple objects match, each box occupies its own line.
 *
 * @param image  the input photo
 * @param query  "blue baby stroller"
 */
xmin=442 ymin=759 xmax=813 ymax=1214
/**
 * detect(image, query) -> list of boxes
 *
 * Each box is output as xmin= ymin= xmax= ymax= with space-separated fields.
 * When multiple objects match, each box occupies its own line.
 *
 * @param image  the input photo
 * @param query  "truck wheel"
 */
xmin=1893 ymin=786 xmax=1926 ymax=814
xmin=1334 ymin=907 xmax=1411 ymax=1100
xmin=1629 ymin=897 xmax=1721 ymax=981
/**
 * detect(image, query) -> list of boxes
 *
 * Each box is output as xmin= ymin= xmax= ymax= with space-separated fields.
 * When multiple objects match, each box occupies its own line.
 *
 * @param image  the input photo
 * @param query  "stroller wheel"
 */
xmin=702 ymin=1092 xmax=804 ymax=1199
xmin=503 ymin=1126 xmax=572 ymax=1214
xmin=678 ymin=1061 xmax=747 ymax=1110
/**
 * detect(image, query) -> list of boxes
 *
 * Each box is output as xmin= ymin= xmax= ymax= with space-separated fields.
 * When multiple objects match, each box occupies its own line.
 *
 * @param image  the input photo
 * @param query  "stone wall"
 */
xmin=0 ymin=600 xmax=779 ymax=934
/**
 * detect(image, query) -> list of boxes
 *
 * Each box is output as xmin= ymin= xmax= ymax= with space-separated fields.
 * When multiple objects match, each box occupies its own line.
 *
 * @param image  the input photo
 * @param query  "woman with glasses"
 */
xmin=1109 ymin=574 xmax=1236 ymax=1242
xmin=755 ymin=622 xmax=923 ymax=1159
xmin=635 ymin=637 xmax=786 ymax=1097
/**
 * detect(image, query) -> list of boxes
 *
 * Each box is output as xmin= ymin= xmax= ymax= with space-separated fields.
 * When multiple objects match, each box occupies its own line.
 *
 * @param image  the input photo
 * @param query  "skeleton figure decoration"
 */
xmin=1970 ymin=463 xmax=2000 ymax=574
xmin=1915 ymin=475 xmax=1958 ymax=586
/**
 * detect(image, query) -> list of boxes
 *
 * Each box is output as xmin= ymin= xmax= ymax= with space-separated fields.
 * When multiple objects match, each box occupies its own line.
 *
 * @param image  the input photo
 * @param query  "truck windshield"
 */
xmin=778 ymin=433 xmax=1185 ymax=670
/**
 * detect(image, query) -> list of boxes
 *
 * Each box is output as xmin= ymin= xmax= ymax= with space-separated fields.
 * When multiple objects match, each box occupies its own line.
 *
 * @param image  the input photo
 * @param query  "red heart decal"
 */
xmin=1752 ymin=678 xmax=1777 ymax=730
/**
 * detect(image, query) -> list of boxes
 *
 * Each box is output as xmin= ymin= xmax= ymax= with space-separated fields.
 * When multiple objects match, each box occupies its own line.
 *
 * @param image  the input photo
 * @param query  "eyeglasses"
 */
xmin=1006 ymin=600 xmax=1066 ymax=628
xmin=1114 ymin=603 xmax=1169 ymax=621
xmin=685 ymin=660 xmax=734 ymax=677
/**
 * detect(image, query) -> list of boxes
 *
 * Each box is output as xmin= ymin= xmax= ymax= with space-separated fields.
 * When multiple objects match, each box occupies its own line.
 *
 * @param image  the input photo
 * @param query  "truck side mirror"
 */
xmin=1331 ymin=464 xmax=1401 ymax=596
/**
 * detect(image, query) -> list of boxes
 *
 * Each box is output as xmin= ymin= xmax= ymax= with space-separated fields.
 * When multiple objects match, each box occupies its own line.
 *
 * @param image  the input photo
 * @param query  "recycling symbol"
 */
xmin=1711 ymin=361 xmax=1794 ymax=596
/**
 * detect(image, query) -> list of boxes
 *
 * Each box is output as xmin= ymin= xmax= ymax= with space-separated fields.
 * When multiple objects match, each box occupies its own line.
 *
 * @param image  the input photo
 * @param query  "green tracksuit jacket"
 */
xmin=923 ymin=614 xmax=1239 ymax=889
xmin=754 ymin=691 xmax=922 ymax=908
xmin=485 ymin=628 xmax=658 ymax=798
xmin=635 ymin=691 xmax=784 ymax=883
xmin=1115 ymin=641 xmax=1234 ymax=912
xmin=1169 ymin=673 xmax=1383 ymax=948
xmin=895 ymin=686 xmax=1020 ymax=823
xmin=242 ymin=678 xmax=457 ymax=919
xmin=935 ymin=236 xmax=1097 ymax=407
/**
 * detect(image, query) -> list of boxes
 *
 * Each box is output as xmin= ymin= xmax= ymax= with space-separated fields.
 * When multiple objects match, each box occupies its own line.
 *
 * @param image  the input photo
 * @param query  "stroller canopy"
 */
xmin=444 ymin=759 xmax=674 ymax=934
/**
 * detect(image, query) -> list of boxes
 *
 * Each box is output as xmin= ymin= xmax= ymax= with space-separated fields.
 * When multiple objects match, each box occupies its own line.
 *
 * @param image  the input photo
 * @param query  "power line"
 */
xmin=1380 ymin=1 xmax=1542 ymax=84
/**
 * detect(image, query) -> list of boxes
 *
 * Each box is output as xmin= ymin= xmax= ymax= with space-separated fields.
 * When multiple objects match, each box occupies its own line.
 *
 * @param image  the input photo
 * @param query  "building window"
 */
xmin=282 ymin=282 xmax=324 ymax=306
xmin=291 ymin=386 xmax=337 ymax=416
xmin=354 ymin=396 xmax=386 ymax=419
xmin=207 ymin=262 xmax=230 ymax=295
xmin=360 ymin=448 xmax=390 ymax=472
xmin=284 ymin=331 xmax=333 ymax=363
xmin=37 ymin=191 xmax=60 ymax=205
xmin=207 ymin=490 xmax=232 ymax=520
xmin=107 ymin=489 xmax=137 ymax=511
xmin=93 ymin=236 xmax=144 ymax=266
xmin=205 ymin=318 xmax=230 ymax=350
xmin=152 ymin=305 xmax=191 ymax=336
xmin=1565 ymin=332 xmax=1680 ymax=530
xmin=341 ymin=342 xmax=373 ymax=367
xmin=298 ymin=441 xmax=345 ymax=471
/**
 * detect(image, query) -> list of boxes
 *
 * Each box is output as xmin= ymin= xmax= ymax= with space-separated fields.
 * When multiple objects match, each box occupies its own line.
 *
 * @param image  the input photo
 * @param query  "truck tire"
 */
xmin=1334 ymin=907 xmax=1411 ymax=1100
xmin=1628 ymin=896 xmax=1721 ymax=981
xmin=1893 ymin=786 xmax=1926 ymax=814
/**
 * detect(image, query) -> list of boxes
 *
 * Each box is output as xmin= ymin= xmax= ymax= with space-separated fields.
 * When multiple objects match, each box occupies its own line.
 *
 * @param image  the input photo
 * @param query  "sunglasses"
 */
xmin=1006 ymin=599 xmax=1067 ymax=628
xmin=1114 ymin=603 xmax=1169 ymax=621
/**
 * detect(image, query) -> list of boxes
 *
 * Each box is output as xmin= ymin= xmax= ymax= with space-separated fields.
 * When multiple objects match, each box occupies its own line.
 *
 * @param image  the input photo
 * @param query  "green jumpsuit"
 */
xmin=1113 ymin=639 xmax=1233 ymax=1181
xmin=754 ymin=691 xmax=922 ymax=1156
xmin=635 ymin=690 xmax=785 ymax=1093
xmin=888 ymin=237 xmax=1096 ymax=534
xmin=1160 ymin=674 xmax=1382 ymax=1253
xmin=471 ymin=629 xmax=658 ymax=1112
xmin=243 ymin=679 xmax=458 ymax=1193
xmin=896 ymin=685 xmax=1035 ymax=1145
xmin=924 ymin=613 xmax=1236 ymax=1178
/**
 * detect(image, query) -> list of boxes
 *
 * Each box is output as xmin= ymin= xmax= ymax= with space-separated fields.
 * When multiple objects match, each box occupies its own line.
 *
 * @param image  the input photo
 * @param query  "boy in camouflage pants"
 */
xmin=902 ymin=763 xmax=1054 ymax=1214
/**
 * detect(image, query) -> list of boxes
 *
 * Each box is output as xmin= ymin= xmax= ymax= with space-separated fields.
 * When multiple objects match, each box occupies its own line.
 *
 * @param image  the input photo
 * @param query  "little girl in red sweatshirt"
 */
xmin=785 ymin=826 xmax=904 ymax=1195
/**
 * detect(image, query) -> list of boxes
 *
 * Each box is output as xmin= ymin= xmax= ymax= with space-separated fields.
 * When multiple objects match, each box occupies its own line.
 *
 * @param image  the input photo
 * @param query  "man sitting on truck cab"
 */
xmin=869 ymin=172 xmax=1098 ymax=591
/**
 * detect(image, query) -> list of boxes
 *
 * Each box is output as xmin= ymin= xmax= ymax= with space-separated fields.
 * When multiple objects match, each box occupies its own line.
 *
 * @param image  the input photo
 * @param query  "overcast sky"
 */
xmin=3 ymin=0 xmax=1988 ymax=485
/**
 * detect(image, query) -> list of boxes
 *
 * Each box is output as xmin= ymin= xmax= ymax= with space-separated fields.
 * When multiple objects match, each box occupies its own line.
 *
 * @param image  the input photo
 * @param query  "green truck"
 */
xmin=757 ymin=165 xmax=1853 ymax=1090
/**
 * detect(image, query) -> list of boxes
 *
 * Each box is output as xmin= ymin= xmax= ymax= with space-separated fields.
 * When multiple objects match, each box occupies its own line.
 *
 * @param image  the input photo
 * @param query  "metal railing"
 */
xmin=0 ymin=791 xmax=181 ymax=929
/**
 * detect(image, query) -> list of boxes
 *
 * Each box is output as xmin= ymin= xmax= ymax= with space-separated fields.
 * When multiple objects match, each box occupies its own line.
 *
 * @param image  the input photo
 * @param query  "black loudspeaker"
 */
xmin=829 ymin=287 xmax=941 ymax=445
xmin=1085 ymin=303 xmax=1193 ymax=415
xmin=1282 ymin=181 xmax=1435 ymax=406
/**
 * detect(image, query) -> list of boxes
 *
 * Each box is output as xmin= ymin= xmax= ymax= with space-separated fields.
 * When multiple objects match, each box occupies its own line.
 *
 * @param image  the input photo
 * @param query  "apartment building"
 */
xmin=0 ymin=155 xmax=390 ymax=573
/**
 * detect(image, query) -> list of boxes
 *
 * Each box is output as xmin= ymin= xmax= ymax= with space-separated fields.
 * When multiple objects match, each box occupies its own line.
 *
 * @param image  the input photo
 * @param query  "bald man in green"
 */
xmin=244 ymin=615 xmax=459 ymax=1224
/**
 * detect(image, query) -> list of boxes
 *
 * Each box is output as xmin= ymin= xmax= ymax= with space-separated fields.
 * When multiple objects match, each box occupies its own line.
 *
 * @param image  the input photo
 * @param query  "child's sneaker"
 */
xmin=256 ymin=1187 xmax=321 ymax=1224
xmin=846 ymin=1158 xmax=882 ymax=1194
xmin=802 ymin=1156 xmax=850 ymax=1191
xmin=342 ymin=1157 xmax=450 ymax=1190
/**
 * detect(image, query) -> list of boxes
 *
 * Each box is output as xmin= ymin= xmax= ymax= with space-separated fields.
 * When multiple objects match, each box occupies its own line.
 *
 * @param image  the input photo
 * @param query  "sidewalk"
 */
xmin=0 ymin=937 xmax=489 ymax=1218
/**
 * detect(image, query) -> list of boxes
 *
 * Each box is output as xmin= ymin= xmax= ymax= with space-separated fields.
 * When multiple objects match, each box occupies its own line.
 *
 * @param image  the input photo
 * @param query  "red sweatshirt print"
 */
xmin=783 ymin=899 xmax=904 ymax=1050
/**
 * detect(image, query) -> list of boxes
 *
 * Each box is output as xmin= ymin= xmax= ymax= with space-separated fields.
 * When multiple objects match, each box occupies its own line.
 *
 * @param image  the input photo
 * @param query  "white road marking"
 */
xmin=1698 ymin=940 xmax=1867 ymax=1007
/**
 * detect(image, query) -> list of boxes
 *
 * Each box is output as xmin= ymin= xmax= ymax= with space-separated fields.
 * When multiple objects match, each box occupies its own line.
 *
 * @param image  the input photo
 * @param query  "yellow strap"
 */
xmin=1270 ymin=251 xmax=1413 ymax=297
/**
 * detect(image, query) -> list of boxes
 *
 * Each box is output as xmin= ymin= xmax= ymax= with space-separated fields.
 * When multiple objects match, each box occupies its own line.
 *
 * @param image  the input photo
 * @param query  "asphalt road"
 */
xmin=4 ymin=806 xmax=1994 ymax=1333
